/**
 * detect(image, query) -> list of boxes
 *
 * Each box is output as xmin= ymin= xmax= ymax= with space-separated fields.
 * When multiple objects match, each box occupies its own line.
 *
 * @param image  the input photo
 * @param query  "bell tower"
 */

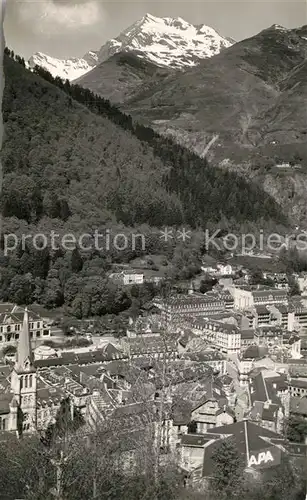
xmin=11 ymin=308 xmax=37 ymax=432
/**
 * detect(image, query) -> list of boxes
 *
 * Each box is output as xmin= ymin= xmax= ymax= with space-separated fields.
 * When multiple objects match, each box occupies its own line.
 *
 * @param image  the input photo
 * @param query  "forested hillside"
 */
xmin=0 ymin=52 xmax=289 ymax=316
xmin=3 ymin=53 xmax=286 ymax=227
xmin=2 ymin=54 xmax=183 ymax=229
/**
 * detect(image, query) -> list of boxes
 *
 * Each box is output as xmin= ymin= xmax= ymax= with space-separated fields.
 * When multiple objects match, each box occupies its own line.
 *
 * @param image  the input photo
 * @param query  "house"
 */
xmin=109 ymin=270 xmax=144 ymax=286
xmin=201 ymin=256 xmax=218 ymax=275
xmin=254 ymin=326 xmax=285 ymax=347
xmin=263 ymin=273 xmax=289 ymax=290
xmin=241 ymin=329 xmax=256 ymax=348
xmin=154 ymin=293 xmax=226 ymax=322
xmin=170 ymin=398 xmax=192 ymax=448
xmin=297 ymin=273 xmax=307 ymax=295
xmin=190 ymin=398 xmax=235 ymax=434
xmin=190 ymin=318 xmax=241 ymax=356
xmin=216 ymin=263 xmax=233 ymax=276
xmin=226 ymin=286 xmax=254 ymax=310
xmin=237 ymin=345 xmax=268 ymax=386
xmin=247 ymin=371 xmax=286 ymax=433
xmin=0 ymin=304 xmax=51 ymax=347
xmin=288 ymin=378 xmax=307 ymax=398
xmin=143 ymin=270 xmax=165 ymax=285
xmin=86 ymin=388 xmax=117 ymax=428
xmin=252 ymin=289 xmax=288 ymax=306
xmin=291 ymin=298 xmax=307 ymax=329
xmin=252 ymin=304 xmax=295 ymax=331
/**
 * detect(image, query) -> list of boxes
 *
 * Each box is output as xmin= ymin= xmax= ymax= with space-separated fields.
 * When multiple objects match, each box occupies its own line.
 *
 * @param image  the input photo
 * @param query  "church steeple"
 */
xmin=15 ymin=307 xmax=34 ymax=373
xmin=11 ymin=308 xmax=37 ymax=433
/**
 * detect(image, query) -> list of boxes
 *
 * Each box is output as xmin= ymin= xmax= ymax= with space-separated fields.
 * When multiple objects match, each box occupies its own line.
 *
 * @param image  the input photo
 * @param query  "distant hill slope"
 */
xmin=1 ymin=54 xmax=287 ymax=234
xmin=74 ymin=52 xmax=174 ymax=105
xmin=122 ymin=24 xmax=307 ymax=154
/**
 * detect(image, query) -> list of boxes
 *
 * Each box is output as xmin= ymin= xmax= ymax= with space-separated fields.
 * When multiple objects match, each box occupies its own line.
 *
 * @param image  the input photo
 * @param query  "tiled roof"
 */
xmin=0 ymin=393 xmax=13 ymax=414
xmin=252 ymin=290 xmax=287 ymax=298
xmin=242 ymin=345 xmax=268 ymax=360
xmin=35 ymin=348 xmax=127 ymax=368
xmin=290 ymin=396 xmax=307 ymax=416
xmin=255 ymin=305 xmax=270 ymax=315
xmin=123 ymin=336 xmax=177 ymax=355
xmin=90 ymin=387 xmax=116 ymax=412
xmin=241 ymin=330 xmax=255 ymax=340
xmin=289 ymin=378 xmax=307 ymax=389
xmin=181 ymin=433 xmax=211 ymax=447
xmin=182 ymin=351 xmax=225 ymax=362
xmin=250 ymin=372 xmax=281 ymax=406
xmin=171 ymin=398 xmax=192 ymax=425
xmin=191 ymin=318 xmax=239 ymax=335
xmin=218 ymin=374 xmax=233 ymax=386
xmin=261 ymin=404 xmax=279 ymax=422
xmin=36 ymin=387 xmax=65 ymax=407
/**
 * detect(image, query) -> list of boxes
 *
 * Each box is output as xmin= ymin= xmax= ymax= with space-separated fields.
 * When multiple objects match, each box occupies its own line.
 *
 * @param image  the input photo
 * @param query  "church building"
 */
xmin=0 ymin=308 xmax=63 ymax=435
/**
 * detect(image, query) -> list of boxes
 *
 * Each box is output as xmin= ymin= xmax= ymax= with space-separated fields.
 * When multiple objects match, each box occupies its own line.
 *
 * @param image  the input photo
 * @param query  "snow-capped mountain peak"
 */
xmin=97 ymin=14 xmax=233 ymax=69
xmin=28 ymin=14 xmax=234 ymax=80
xmin=28 ymin=50 xmax=98 ymax=81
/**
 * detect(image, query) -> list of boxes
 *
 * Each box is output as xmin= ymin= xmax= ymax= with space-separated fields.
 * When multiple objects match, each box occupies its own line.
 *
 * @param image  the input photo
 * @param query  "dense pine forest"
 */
xmin=0 ymin=51 xmax=289 ymax=316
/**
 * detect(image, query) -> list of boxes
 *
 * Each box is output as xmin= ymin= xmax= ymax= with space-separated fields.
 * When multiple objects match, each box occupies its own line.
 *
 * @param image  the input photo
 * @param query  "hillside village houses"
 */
xmin=0 ymin=270 xmax=307 ymax=475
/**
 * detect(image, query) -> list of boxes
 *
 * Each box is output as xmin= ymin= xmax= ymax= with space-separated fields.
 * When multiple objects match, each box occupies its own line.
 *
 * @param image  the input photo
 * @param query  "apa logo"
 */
xmin=248 ymin=450 xmax=274 ymax=468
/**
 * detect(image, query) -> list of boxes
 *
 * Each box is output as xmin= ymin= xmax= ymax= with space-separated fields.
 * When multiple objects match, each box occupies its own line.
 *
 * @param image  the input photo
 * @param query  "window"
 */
xmin=37 ymin=322 xmax=40 ymax=329
xmin=36 ymin=331 xmax=40 ymax=337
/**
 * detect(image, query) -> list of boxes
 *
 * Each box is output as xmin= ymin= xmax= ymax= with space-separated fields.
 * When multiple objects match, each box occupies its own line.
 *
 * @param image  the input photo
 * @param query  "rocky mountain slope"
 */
xmin=123 ymin=24 xmax=307 ymax=154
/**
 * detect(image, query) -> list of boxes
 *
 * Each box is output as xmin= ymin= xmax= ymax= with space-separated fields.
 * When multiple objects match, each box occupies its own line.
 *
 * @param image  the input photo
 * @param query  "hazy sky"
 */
xmin=4 ymin=0 xmax=307 ymax=60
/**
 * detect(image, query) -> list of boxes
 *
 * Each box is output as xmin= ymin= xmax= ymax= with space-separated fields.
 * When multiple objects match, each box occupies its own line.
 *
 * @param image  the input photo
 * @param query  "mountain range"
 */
xmin=28 ymin=14 xmax=233 ymax=80
xmin=19 ymin=17 xmax=307 ymax=224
